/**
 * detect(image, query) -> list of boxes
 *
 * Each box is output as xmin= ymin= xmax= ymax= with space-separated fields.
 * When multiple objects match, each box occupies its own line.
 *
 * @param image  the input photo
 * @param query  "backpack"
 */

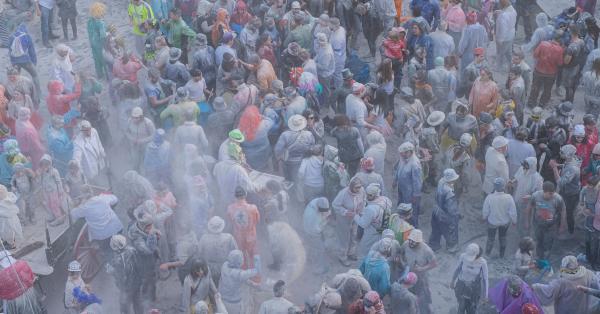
xmin=10 ymin=34 xmax=26 ymax=58
xmin=346 ymin=51 xmax=370 ymax=83
xmin=375 ymin=198 xmax=392 ymax=233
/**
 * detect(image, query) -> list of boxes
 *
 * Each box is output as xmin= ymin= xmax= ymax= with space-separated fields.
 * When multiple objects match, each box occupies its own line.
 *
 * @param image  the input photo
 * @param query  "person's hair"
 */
xmin=190 ymin=69 xmax=203 ymax=77
xmin=191 ymin=259 xmax=208 ymax=278
xmin=519 ymin=236 xmax=535 ymax=255
xmin=476 ymin=245 xmax=483 ymax=260
xmin=378 ymin=58 xmax=393 ymax=83
xmin=480 ymin=66 xmax=494 ymax=81
xmin=238 ymin=105 xmax=261 ymax=141
xmin=444 ymin=55 xmax=457 ymax=68
xmin=412 ymin=6 xmax=421 ymax=17
xmin=593 ymin=58 xmax=600 ymax=76
xmin=542 ymin=181 xmax=556 ymax=193
xmin=257 ymin=33 xmax=271 ymax=50
xmin=170 ymin=7 xmax=181 ymax=16
xmin=302 ymin=108 xmax=319 ymax=122
xmin=120 ymin=82 xmax=141 ymax=99
xmin=273 ymin=280 xmax=285 ymax=297
xmin=334 ymin=114 xmax=351 ymax=128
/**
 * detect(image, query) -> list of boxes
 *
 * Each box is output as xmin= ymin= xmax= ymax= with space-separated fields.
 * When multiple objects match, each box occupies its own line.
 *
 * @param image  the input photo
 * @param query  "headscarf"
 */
xmin=53 ymin=44 xmax=73 ymax=73
xmin=238 ymin=105 xmax=261 ymax=141
xmin=211 ymin=8 xmax=231 ymax=46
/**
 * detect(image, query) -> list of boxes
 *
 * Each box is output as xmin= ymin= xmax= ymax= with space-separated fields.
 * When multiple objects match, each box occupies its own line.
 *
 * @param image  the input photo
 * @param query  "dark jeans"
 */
xmin=392 ymin=59 xmax=403 ymax=89
xmin=562 ymin=193 xmax=579 ymax=234
xmin=515 ymin=7 xmax=533 ymax=41
xmin=61 ymin=16 xmax=77 ymax=39
xmin=40 ymin=6 xmax=53 ymax=44
xmin=486 ymin=224 xmax=509 ymax=257
xmin=429 ymin=213 xmax=458 ymax=251
xmin=120 ymin=287 xmax=143 ymax=314
xmin=527 ymin=71 xmax=556 ymax=108
xmin=455 ymin=279 xmax=480 ymax=314
xmin=534 ymin=223 xmax=556 ymax=259
xmin=344 ymin=158 xmax=361 ymax=178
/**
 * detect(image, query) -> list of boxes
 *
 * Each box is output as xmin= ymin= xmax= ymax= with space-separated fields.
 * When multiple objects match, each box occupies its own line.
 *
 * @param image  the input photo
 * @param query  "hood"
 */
xmin=48 ymin=80 xmax=64 ymax=95
xmin=227 ymin=250 xmax=244 ymax=268
xmin=234 ymin=0 xmax=247 ymax=10
xmin=560 ymin=266 xmax=592 ymax=284
xmin=15 ymin=23 xmax=28 ymax=35
xmin=536 ymin=13 xmax=548 ymax=28
xmin=525 ymin=156 xmax=537 ymax=170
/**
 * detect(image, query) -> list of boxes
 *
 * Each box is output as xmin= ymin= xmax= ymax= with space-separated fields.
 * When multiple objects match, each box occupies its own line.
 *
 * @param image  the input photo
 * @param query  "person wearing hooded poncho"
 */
xmin=489 ymin=275 xmax=543 ymax=314
xmin=45 ymin=115 xmax=73 ymax=176
xmin=533 ymin=255 xmax=598 ymax=314
xmin=0 ymin=185 xmax=22 ymax=249
xmin=143 ymin=129 xmax=171 ymax=185
xmin=0 ymin=139 xmax=30 ymax=187
xmin=15 ymin=107 xmax=44 ymax=170
xmin=355 ymin=183 xmax=392 ymax=259
xmin=359 ymin=238 xmax=392 ymax=298
xmin=107 ymin=234 xmax=143 ymax=314
xmin=36 ymin=154 xmax=66 ymax=225
xmin=114 ymin=170 xmax=155 ymax=220
xmin=219 ymin=250 xmax=260 ymax=313
xmin=511 ymin=157 xmax=543 ymax=233
xmin=523 ymin=13 xmax=554 ymax=54
xmin=407 ymin=17 xmax=434 ymax=71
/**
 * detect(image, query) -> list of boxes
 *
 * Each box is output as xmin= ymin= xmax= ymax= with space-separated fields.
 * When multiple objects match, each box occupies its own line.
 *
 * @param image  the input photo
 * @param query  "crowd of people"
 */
xmin=1 ymin=0 xmax=600 ymax=312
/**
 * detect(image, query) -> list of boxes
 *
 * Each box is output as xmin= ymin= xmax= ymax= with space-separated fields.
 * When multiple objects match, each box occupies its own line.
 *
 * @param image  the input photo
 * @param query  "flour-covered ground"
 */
xmin=1 ymin=0 xmax=593 ymax=312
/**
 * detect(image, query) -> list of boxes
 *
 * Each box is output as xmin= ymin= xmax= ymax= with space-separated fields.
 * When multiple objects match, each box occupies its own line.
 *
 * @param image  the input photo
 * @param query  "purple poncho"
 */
xmin=489 ymin=279 xmax=544 ymax=314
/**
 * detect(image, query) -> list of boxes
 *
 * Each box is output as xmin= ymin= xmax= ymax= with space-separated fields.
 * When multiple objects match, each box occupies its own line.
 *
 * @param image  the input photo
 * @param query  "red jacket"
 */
xmin=0 ymin=261 xmax=34 ymax=300
xmin=534 ymin=41 xmax=564 ymax=75
xmin=382 ymin=38 xmax=406 ymax=62
xmin=46 ymin=80 xmax=81 ymax=116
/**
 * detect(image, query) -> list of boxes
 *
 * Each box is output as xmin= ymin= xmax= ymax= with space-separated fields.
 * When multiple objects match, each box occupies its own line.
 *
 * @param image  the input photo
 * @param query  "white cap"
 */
xmin=68 ymin=260 xmax=82 ymax=272
xmin=492 ymin=136 xmax=508 ymax=149
xmin=291 ymin=1 xmax=301 ymax=8
xmin=573 ymin=124 xmax=585 ymax=137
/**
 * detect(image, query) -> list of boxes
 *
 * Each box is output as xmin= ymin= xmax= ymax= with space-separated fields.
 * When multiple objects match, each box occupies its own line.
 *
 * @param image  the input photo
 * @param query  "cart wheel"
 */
xmin=74 ymin=224 xmax=103 ymax=282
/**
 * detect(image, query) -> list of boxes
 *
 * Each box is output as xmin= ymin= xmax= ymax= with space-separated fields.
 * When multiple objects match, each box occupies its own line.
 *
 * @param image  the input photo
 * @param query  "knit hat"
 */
xmin=401 ymin=272 xmax=418 ymax=286
xmin=473 ymin=47 xmax=485 ymax=56
xmin=228 ymin=129 xmax=245 ymax=142
xmin=360 ymin=157 xmax=375 ymax=171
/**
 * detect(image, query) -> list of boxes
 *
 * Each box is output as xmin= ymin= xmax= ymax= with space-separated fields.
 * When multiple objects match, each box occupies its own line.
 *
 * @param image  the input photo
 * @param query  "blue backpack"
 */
xmin=346 ymin=51 xmax=370 ymax=84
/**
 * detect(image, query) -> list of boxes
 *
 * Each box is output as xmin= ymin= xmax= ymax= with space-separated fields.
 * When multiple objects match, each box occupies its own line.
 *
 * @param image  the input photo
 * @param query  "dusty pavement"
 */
xmin=1 ymin=0 xmax=595 ymax=313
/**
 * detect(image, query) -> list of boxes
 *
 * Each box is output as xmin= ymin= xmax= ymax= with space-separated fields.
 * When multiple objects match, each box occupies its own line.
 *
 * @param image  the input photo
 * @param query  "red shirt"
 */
xmin=382 ymin=38 xmax=406 ymax=62
xmin=227 ymin=200 xmax=260 ymax=245
xmin=533 ymin=41 xmax=564 ymax=75
xmin=46 ymin=83 xmax=81 ymax=116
